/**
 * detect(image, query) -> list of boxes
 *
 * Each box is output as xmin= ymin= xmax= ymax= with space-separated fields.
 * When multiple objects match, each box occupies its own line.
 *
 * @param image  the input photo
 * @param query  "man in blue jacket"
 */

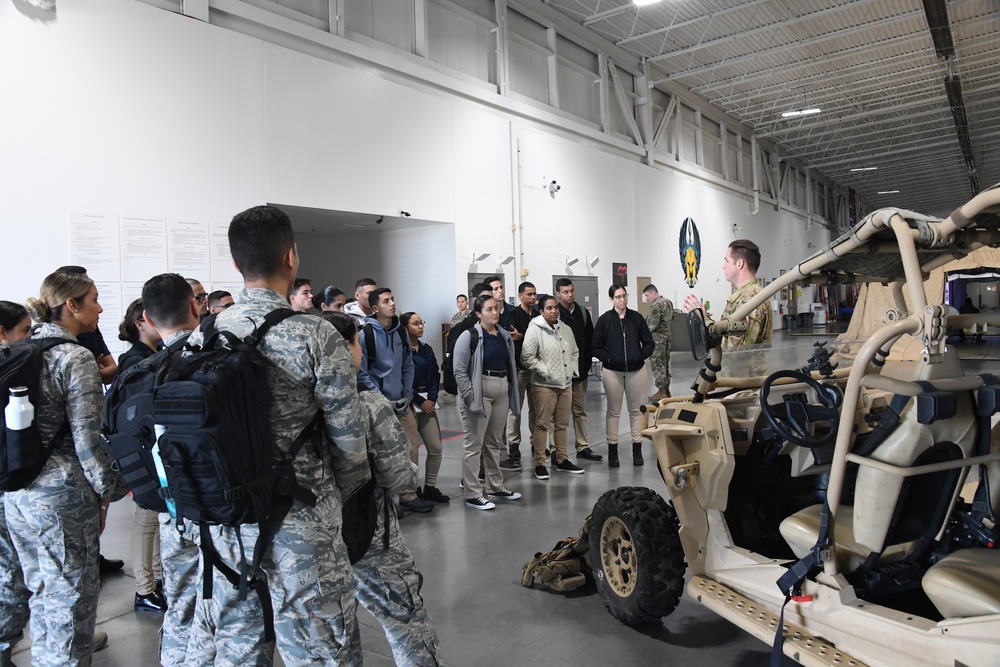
xmin=359 ymin=288 xmax=434 ymax=513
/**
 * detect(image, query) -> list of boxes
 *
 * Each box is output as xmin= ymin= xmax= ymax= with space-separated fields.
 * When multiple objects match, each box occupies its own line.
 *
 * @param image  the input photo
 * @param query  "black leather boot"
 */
xmin=632 ymin=442 xmax=644 ymax=466
xmin=608 ymin=444 xmax=620 ymax=468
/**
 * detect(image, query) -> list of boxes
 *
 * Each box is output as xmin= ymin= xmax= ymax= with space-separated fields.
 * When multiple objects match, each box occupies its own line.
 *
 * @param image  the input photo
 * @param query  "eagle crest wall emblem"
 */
xmin=678 ymin=217 xmax=701 ymax=288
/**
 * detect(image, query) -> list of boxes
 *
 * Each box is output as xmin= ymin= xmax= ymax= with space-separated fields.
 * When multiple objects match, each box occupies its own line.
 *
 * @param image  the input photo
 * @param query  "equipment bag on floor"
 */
xmin=521 ymin=515 xmax=592 ymax=592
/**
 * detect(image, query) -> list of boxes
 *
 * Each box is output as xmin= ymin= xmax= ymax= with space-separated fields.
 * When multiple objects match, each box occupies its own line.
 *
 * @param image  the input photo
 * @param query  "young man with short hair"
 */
xmin=207 ymin=290 xmax=234 ymax=314
xmin=504 ymin=281 xmax=539 ymax=468
xmin=185 ymin=278 xmax=209 ymax=318
xmin=289 ymin=277 xmax=314 ymax=313
xmin=346 ymin=278 xmax=378 ymax=326
xmin=556 ymin=278 xmax=601 ymax=462
xmin=359 ymin=288 xmax=434 ymax=514
xmin=181 ymin=205 xmax=370 ymax=665
xmin=141 ymin=273 xmax=222 ymax=666
xmin=451 ymin=294 xmax=469 ymax=326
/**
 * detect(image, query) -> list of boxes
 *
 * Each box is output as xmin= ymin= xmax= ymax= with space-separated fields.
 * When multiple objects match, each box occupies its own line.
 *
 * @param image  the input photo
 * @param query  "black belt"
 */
xmin=483 ymin=370 xmax=508 ymax=378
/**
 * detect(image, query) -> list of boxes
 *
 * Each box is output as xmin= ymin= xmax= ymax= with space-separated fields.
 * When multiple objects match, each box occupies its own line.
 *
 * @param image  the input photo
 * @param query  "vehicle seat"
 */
xmin=921 ymin=549 xmax=1000 ymax=618
xmin=778 ymin=360 xmax=977 ymax=573
xmin=779 ymin=504 xmax=913 ymax=571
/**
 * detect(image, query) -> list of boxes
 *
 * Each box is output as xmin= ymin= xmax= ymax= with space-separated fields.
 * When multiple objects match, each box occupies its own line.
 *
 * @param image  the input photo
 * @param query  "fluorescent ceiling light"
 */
xmin=780 ymin=108 xmax=821 ymax=118
xmin=633 ymin=0 xmax=662 ymax=6
xmin=850 ymin=167 xmax=878 ymax=172
xmin=877 ymin=190 xmax=900 ymax=195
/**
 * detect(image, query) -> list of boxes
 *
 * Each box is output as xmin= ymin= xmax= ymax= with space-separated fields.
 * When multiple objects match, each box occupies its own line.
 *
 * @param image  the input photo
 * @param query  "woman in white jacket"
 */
xmin=521 ymin=294 xmax=584 ymax=480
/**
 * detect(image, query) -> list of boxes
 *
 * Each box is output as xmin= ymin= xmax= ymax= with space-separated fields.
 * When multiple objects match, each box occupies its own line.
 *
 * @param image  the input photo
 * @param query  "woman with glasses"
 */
xmin=592 ymin=284 xmax=655 ymax=467
xmin=400 ymin=312 xmax=449 ymax=504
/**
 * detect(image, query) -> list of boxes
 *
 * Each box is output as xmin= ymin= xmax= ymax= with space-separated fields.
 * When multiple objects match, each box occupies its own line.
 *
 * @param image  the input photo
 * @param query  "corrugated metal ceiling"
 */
xmin=545 ymin=0 xmax=999 ymax=216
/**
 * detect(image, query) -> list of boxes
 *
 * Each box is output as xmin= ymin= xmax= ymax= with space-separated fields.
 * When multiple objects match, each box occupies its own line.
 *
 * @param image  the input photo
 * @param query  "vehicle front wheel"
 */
xmin=589 ymin=486 xmax=686 ymax=625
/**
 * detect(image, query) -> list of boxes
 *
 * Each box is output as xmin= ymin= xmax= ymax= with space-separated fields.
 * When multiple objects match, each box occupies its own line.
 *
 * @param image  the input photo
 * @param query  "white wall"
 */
xmin=0 ymin=0 xmax=830 ymax=349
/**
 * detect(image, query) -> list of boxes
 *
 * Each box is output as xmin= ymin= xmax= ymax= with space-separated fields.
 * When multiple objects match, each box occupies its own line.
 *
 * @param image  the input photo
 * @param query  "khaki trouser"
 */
xmin=414 ymin=412 xmax=444 ymax=487
xmin=459 ymin=376 xmax=509 ymax=499
xmin=601 ymin=366 xmax=648 ymax=444
xmin=131 ymin=504 xmax=163 ymax=595
xmin=397 ymin=409 xmax=421 ymax=502
xmin=505 ymin=368 xmax=537 ymax=456
xmin=570 ymin=380 xmax=590 ymax=450
xmin=531 ymin=385 xmax=572 ymax=466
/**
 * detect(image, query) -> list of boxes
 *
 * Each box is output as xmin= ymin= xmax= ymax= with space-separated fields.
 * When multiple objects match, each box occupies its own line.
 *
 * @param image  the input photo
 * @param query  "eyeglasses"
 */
xmin=410 ymin=321 xmax=425 ymax=327
xmin=195 ymin=293 xmax=208 ymax=302
xmin=613 ymin=293 xmax=628 ymax=300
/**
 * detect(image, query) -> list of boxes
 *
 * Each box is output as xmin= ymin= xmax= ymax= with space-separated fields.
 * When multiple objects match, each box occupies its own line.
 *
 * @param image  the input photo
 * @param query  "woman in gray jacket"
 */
xmin=453 ymin=294 xmax=520 ymax=510
xmin=520 ymin=294 xmax=583 ymax=480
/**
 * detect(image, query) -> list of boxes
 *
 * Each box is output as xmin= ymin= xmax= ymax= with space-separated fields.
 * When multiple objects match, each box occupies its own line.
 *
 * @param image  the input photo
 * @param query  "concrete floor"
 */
xmin=11 ymin=332 xmax=997 ymax=666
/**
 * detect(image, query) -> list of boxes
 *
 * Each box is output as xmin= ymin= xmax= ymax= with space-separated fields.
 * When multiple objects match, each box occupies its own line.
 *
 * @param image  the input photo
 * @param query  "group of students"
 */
xmin=0 ymin=205 xmax=442 ymax=666
xmin=446 ymin=278 xmax=659 ymax=509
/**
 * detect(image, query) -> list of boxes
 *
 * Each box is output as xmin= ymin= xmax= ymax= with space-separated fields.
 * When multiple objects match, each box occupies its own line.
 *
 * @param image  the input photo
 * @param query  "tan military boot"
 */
xmin=648 ymin=386 xmax=669 ymax=402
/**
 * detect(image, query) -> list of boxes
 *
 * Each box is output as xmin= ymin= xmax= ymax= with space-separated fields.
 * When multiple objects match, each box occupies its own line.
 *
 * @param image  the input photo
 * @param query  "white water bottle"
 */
xmin=5 ymin=387 xmax=34 ymax=430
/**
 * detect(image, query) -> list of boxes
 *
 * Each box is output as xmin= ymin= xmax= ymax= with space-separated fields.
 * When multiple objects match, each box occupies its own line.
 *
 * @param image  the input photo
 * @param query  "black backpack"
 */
xmin=442 ymin=324 xmax=479 ymax=395
xmin=340 ymin=450 xmax=390 ymax=564
xmin=0 ymin=338 xmax=80 ymax=491
xmin=101 ymin=336 xmax=189 ymax=513
xmin=153 ymin=309 xmax=322 ymax=639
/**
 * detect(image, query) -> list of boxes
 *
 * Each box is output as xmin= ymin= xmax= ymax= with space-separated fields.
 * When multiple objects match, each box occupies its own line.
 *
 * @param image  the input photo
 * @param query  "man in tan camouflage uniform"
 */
xmin=182 ymin=206 xmax=370 ymax=666
xmin=683 ymin=239 xmax=772 ymax=376
xmin=643 ymin=284 xmax=674 ymax=400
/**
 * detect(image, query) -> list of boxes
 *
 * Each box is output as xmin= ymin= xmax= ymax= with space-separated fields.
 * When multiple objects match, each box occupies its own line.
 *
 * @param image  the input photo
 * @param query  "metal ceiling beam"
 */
xmin=649 ymin=0 xmax=894 ymax=64
xmin=922 ymin=0 xmax=979 ymax=195
xmin=615 ymin=0 xmax=773 ymax=46
xmin=655 ymin=11 xmax=922 ymax=79
xmin=683 ymin=12 xmax=996 ymax=95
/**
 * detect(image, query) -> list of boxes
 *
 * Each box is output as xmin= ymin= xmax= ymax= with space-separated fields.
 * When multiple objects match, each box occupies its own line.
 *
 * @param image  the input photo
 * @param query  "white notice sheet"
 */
xmin=122 ymin=282 xmax=144 ymax=307
xmin=120 ymin=215 xmax=168 ymax=282
xmin=167 ymin=218 xmax=211 ymax=278
xmin=69 ymin=211 xmax=121 ymax=282
xmin=95 ymin=282 xmax=125 ymax=355
xmin=210 ymin=220 xmax=242 ymax=284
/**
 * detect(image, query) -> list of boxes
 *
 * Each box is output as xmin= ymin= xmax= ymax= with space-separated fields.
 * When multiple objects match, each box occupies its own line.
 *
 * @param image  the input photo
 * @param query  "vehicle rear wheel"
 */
xmin=589 ymin=486 xmax=686 ymax=625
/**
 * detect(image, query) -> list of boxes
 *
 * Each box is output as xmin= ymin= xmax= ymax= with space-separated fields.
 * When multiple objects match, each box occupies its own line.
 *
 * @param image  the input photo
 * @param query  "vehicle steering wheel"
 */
xmin=759 ymin=370 xmax=842 ymax=448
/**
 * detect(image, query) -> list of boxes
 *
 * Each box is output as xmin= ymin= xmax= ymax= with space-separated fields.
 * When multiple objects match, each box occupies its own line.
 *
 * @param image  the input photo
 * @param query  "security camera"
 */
xmin=399 ymin=210 xmax=411 ymax=217
xmin=548 ymin=181 xmax=560 ymax=194
xmin=375 ymin=216 xmax=384 ymax=224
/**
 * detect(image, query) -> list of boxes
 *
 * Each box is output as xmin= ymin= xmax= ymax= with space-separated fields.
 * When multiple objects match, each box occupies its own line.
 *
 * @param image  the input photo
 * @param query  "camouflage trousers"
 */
xmin=0 ymin=495 xmax=29 ymax=665
xmin=158 ymin=514 xmax=202 ymax=666
xmin=349 ymin=491 xmax=441 ymax=666
xmin=185 ymin=488 xmax=359 ymax=666
xmin=650 ymin=336 xmax=671 ymax=388
xmin=4 ymin=478 xmax=101 ymax=667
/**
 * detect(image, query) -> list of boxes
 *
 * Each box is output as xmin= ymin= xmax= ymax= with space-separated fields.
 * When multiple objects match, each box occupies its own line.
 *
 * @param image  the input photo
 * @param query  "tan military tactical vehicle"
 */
xmin=588 ymin=185 xmax=1000 ymax=666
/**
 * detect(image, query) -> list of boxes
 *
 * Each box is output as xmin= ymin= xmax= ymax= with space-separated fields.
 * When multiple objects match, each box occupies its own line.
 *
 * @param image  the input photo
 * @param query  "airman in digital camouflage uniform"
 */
xmin=138 ymin=273 xmax=225 ymax=666
xmin=683 ymin=239 xmax=772 ymax=377
xmin=643 ymin=284 xmax=674 ymax=400
xmin=321 ymin=311 xmax=442 ymax=666
xmin=182 ymin=206 xmax=370 ymax=666
xmin=4 ymin=271 xmax=124 ymax=666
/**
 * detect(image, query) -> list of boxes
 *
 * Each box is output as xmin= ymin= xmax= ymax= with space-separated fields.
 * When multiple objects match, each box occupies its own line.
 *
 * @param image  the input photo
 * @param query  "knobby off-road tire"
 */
xmin=589 ymin=486 xmax=686 ymax=625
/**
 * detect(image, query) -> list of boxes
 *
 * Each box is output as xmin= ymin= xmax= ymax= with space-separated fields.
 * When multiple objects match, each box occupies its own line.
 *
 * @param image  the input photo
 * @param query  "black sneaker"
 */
xmin=487 ymin=488 xmax=522 ymax=500
xmin=499 ymin=458 xmax=522 ymax=472
xmin=465 ymin=496 xmax=496 ymax=510
xmin=421 ymin=485 xmax=450 ymax=503
xmin=134 ymin=590 xmax=168 ymax=612
xmin=556 ymin=459 xmax=585 ymax=474
xmin=399 ymin=497 xmax=434 ymax=513
xmin=534 ymin=465 xmax=550 ymax=480
xmin=577 ymin=447 xmax=603 ymax=462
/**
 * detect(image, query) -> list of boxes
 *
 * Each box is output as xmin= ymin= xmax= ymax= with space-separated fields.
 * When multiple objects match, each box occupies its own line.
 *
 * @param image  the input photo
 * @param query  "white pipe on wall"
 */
xmin=750 ymin=135 xmax=760 ymax=216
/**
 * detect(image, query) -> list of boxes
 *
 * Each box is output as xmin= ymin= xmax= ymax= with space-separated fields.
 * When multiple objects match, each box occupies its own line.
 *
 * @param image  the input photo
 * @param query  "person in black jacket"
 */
xmin=556 ymin=278 xmax=602 ymax=463
xmin=592 ymin=283 xmax=655 ymax=467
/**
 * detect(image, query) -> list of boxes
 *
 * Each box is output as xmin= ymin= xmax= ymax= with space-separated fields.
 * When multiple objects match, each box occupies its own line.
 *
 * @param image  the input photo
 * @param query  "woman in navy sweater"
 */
xmin=401 ymin=312 xmax=449 ymax=503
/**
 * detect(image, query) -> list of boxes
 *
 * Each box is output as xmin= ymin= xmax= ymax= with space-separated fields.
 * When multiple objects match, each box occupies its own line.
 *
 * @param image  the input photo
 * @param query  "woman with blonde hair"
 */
xmin=3 ymin=270 xmax=122 ymax=663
